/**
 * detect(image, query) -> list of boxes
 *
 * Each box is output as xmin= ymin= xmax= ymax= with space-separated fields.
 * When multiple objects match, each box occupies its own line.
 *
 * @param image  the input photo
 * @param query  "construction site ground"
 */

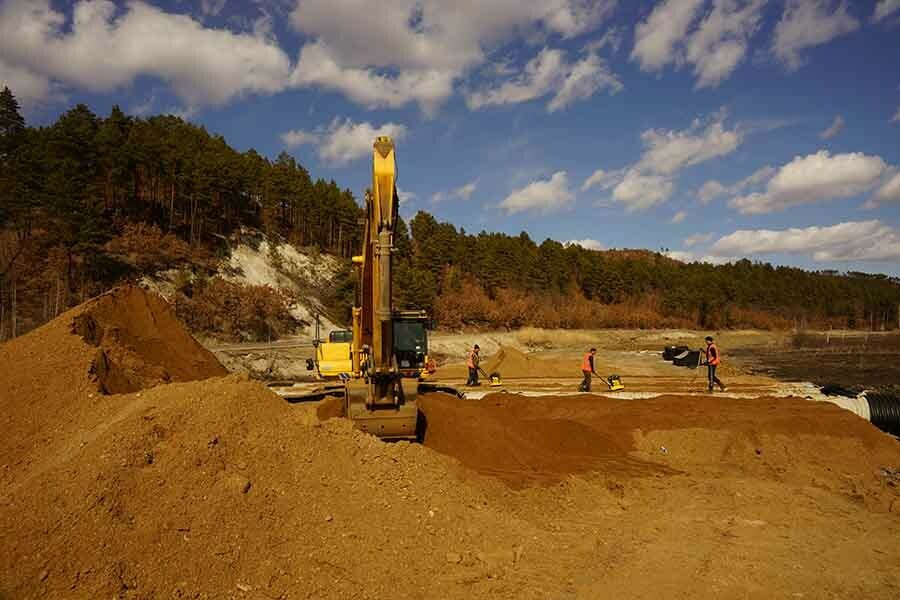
xmin=2 ymin=288 xmax=899 ymax=599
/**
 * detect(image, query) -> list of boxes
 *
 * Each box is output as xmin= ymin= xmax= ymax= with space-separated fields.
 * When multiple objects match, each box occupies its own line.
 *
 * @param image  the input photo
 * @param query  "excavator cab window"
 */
xmin=393 ymin=320 xmax=427 ymax=369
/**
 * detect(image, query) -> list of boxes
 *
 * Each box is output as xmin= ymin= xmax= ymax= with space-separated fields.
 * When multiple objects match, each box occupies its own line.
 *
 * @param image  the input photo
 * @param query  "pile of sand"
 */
xmin=2 ymin=289 xmax=900 ymax=599
xmin=0 ymin=288 xmax=588 ymax=599
xmin=481 ymin=345 xmax=567 ymax=379
xmin=72 ymin=285 xmax=227 ymax=393
xmin=420 ymin=392 xmax=900 ymax=509
xmin=0 ymin=286 xmax=226 ymax=484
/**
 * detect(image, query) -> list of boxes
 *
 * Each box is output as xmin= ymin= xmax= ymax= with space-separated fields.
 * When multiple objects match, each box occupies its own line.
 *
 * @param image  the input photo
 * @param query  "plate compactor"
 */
xmin=478 ymin=367 xmax=503 ymax=387
xmin=604 ymin=375 xmax=625 ymax=391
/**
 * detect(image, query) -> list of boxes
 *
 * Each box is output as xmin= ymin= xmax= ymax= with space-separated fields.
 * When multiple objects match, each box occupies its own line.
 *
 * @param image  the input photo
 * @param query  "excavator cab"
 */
xmin=393 ymin=313 xmax=428 ymax=376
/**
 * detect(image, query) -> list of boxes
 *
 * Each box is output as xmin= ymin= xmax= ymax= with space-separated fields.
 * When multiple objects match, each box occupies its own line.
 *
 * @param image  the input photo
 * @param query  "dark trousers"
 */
xmin=467 ymin=367 xmax=479 ymax=386
xmin=708 ymin=364 xmax=724 ymax=390
xmin=579 ymin=370 xmax=592 ymax=392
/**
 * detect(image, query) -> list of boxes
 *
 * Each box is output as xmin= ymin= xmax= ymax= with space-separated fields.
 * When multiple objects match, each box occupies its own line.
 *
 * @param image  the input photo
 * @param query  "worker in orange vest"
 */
xmin=703 ymin=336 xmax=726 ymax=392
xmin=466 ymin=344 xmax=481 ymax=386
xmin=578 ymin=348 xmax=598 ymax=392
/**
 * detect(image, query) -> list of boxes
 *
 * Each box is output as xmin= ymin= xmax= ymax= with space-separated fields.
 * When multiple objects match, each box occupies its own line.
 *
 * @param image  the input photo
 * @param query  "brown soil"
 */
xmin=0 ymin=286 xmax=225 ymax=487
xmin=72 ymin=285 xmax=227 ymax=393
xmin=421 ymin=392 xmax=900 ymax=510
xmin=481 ymin=345 xmax=568 ymax=379
xmin=2 ymin=293 xmax=900 ymax=599
xmin=419 ymin=393 xmax=676 ymax=487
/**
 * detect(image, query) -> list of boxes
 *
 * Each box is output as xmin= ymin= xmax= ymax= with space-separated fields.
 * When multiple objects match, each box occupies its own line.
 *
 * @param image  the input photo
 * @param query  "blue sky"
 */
xmin=2 ymin=0 xmax=899 ymax=274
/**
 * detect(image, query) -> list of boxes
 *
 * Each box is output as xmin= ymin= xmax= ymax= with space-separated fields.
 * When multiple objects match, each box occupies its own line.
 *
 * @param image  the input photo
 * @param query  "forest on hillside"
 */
xmin=1 ymin=87 xmax=899 ymax=340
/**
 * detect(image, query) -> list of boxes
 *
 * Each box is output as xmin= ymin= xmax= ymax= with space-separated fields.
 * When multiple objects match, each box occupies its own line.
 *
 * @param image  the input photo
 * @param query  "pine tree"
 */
xmin=0 ymin=86 xmax=26 ymax=160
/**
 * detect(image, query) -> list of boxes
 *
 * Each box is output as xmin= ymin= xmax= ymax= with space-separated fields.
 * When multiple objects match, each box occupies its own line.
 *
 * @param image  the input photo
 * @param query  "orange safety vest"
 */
xmin=582 ymin=352 xmax=594 ymax=372
xmin=707 ymin=344 xmax=720 ymax=366
xmin=467 ymin=350 xmax=478 ymax=369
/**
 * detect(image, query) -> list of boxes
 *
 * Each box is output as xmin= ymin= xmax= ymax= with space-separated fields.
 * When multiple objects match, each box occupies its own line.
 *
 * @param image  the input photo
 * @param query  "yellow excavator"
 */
xmin=344 ymin=136 xmax=431 ymax=439
xmin=275 ymin=136 xmax=460 ymax=437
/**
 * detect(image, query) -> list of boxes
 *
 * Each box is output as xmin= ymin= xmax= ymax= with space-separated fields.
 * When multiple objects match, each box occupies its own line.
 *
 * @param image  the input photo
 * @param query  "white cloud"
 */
xmin=637 ymin=112 xmax=742 ymax=175
xmin=280 ymin=129 xmax=320 ymax=148
xmin=455 ymin=181 xmax=477 ymax=200
xmin=698 ymin=180 xmax=728 ymax=203
xmin=819 ymin=114 xmax=845 ymax=139
xmin=684 ymin=232 xmax=713 ymax=247
xmin=200 ymin=0 xmax=228 ymax=17
xmin=710 ymin=221 xmax=900 ymax=262
xmin=772 ymin=0 xmax=860 ymax=71
xmin=500 ymin=171 xmax=574 ymax=214
xmin=0 ymin=57 xmax=60 ymax=108
xmin=892 ymin=107 xmax=900 ymax=123
xmin=581 ymin=168 xmax=620 ymax=192
xmin=611 ymin=169 xmax=674 ymax=212
xmin=631 ymin=0 xmax=705 ymax=71
xmin=289 ymin=41 xmax=455 ymax=116
xmin=585 ymin=111 xmax=742 ymax=213
xmin=397 ymin=188 xmax=416 ymax=205
xmin=466 ymin=47 xmax=621 ymax=112
xmin=565 ymin=239 xmax=605 ymax=251
xmin=698 ymin=164 xmax=775 ymax=203
xmin=740 ymin=164 xmax=778 ymax=186
xmin=729 ymin=150 xmax=887 ymax=214
xmin=586 ymin=27 xmax=625 ymax=54
xmin=872 ymin=0 xmax=900 ymax=22
xmin=867 ymin=171 xmax=900 ymax=207
xmin=288 ymin=0 xmax=616 ymax=113
xmin=685 ymin=0 xmax=767 ymax=88
xmin=631 ymin=0 xmax=764 ymax=88
xmin=670 ymin=210 xmax=687 ymax=223
xmin=467 ymin=48 xmax=564 ymax=109
xmin=432 ymin=180 xmax=477 ymax=203
xmin=0 ymin=0 xmax=292 ymax=106
xmin=547 ymin=51 xmax=623 ymax=112
xmin=280 ymin=118 xmax=407 ymax=165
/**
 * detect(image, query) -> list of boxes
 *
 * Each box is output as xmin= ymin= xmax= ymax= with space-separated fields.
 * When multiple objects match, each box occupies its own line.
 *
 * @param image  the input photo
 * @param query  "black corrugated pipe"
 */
xmin=865 ymin=393 xmax=900 ymax=437
xmin=662 ymin=346 xmax=689 ymax=361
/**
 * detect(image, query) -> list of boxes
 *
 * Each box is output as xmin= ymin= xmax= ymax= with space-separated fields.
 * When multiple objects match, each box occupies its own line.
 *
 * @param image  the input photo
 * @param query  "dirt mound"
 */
xmin=421 ymin=392 xmax=900 ymax=510
xmin=3 ymin=297 xmax=900 ymax=599
xmin=419 ymin=393 xmax=674 ymax=487
xmin=0 ymin=379 xmax=564 ymax=600
xmin=482 ymin=345 xmax=562 ymax=379
xmin=0 ymin=286 xmax=225 ymax=488
xmin=72 ymin=285 xmax=226 ymax=393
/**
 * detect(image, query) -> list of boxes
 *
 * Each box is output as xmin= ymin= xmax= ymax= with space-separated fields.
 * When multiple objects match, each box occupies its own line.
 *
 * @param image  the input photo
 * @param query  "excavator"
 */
xmin=274 ymin=135 xmax=459 ymax=438
xmin=344 ymin=135 xmax=429 ymax=439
